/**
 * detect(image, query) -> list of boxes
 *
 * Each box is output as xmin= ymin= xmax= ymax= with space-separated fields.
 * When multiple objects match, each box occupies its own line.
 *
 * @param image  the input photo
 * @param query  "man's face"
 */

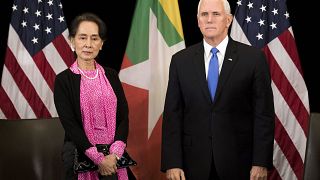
xmin=197 ymin=0 xmax=232 ymax=44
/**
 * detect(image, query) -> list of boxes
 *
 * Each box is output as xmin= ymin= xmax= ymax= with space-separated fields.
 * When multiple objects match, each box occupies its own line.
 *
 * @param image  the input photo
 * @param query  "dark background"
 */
xmin=0 ymin=0 xmax=319 ymax=112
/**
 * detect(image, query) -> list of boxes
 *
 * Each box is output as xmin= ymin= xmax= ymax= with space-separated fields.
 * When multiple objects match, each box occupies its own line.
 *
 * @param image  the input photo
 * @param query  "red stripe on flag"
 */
xmin=122 ymin=82 xmax=149 ymax=180
xmin=4 ymin=48 xmax=51 ymax=118
xmin=268 ymin=166 xmax=283 ymax=180
xmin=52 ymin=34 xmax=75 ymax=67
xmin=121 ymin=54 xmax=134 ymax=69
xmin=0 ymin=85 xmax=20 ymax=119
xmin=147 ymin=116 xmax=166 ymax=180
xmin=274 ymin=116 xmax=304 ymax=179
xmin=278 ymin=30 xmax=303 ymax=75
xmin=33 ymin=51 xmax=56 ymax=91
xmin=263 ymin=47 xmax=309 ymax=135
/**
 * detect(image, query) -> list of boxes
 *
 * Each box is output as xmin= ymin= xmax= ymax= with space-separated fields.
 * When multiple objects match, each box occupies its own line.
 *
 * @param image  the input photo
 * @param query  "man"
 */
xmin=161 ymin=0 xmax=275 ymax=179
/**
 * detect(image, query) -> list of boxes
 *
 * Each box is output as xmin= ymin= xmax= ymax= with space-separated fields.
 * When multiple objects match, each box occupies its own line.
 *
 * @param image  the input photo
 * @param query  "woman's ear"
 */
xmin=70 ymin=38 xmax=75 ymax=51
xmin=100 ymin=42 xmax=104 ymax=50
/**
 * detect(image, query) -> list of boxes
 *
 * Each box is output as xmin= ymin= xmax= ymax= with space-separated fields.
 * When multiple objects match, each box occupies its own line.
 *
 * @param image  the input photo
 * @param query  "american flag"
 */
xmin=230 ymin=0 xmax=309 ymax=180
xmin=0 ymin=0 xmax=74 ymax=119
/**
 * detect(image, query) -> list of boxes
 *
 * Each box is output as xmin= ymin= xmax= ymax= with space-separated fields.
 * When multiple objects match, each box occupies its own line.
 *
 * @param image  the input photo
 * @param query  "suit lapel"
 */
xmin=192 ymin=42 xmax=212 ymax=103
xmin=214 ymin=39 xmax=238 ymax=104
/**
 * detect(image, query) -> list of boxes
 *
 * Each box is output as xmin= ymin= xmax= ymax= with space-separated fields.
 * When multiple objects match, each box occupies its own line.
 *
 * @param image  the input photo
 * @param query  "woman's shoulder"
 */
xmin=56 ymin=68 xmax=73 ymax=79
xmin=101 ymin=66 xmax=118 ymax=76
xmin=102 ymin=66 xmax=117 ymax=73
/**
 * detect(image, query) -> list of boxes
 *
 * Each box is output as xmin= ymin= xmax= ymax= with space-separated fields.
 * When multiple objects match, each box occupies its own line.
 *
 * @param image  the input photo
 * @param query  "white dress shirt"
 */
xmin=203 ymin=36 xmax=229 ymax=79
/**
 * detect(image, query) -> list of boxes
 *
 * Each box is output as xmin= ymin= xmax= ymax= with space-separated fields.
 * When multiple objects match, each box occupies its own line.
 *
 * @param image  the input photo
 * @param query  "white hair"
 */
xmin=197 ymin=0 xmax=231 ymax=15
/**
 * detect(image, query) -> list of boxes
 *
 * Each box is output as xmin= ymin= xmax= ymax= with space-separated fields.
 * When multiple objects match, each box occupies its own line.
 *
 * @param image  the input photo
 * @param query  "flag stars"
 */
xmin=284 ymin=11 xmax=289 ymax=19
xmin=31 ymin=37 xmax=38 ymax=44
xmin=237 ymin=0 xmax=242 ymax=6
xmin=258 ymin=19 xmax=265 ymax=26
xmin=38 ymin=0 xmax=42 ymax=3
xmin=46 ymin=13 xmax=53 ymax=20
xmin=270 ymin=22 xmax=277 ymax=29
xmin=58 ymin=16 xmax=64 ymax=23
xmin=58 ymin=2 xmax=63 ymax=8
xmin=35 ymin=10 xmax=41 ymax=17
xmin=245 ymin=16 xmax=252 ymax=23
xmin=256 ymin=33 xmax=263 ymax=40
xmin=247 ymin=2 xmax=253 ymax=9
xmin=12 ymin=4 xmax=18 ymax=11
xmin=33 ymin=23 xmax=40 ymax=31
xmin=260 ymin=5 xmax=266 ymax=12
xmin=21 ymin=20 xmax=27 ymax=27
xmin=47 ymin=0 xmax=53 ymax=6
xmin=45 ymin=27 xmax=52 ymax=34
xmin=272 ymin=8 xmax=278 ymax=15
xmin=23 ymin=7 xmax=29 ymax=14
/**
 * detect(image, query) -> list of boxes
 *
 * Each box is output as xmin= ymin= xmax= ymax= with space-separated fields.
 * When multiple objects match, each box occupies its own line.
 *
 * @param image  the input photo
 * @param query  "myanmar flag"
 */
xmin=119 ymin=0 xmax=185 ymax=179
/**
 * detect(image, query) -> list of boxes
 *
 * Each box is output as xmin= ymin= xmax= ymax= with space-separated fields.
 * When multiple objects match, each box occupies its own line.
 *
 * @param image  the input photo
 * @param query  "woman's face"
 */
xmin=71 ymin=21 xmax=103 ymax=62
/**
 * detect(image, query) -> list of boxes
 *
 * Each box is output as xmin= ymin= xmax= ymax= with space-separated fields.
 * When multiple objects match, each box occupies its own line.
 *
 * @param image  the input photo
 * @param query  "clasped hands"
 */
xmin=98 ymin=154 xmax=118 ymax=176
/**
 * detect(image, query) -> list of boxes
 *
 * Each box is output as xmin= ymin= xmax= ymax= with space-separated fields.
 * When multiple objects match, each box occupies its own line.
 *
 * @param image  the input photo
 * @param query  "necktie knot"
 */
xmin=211 ymin=47 xmax=218 ymax=55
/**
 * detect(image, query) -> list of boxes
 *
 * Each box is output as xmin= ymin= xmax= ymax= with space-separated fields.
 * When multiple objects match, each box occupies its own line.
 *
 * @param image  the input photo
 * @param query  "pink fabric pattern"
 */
xmin=85 ymin=147 xmax=104 ymax=165
xmin=70 ymin=61 xmax=128 ymax=180
xmin=110 ymin=140 xmax=126 ymax=158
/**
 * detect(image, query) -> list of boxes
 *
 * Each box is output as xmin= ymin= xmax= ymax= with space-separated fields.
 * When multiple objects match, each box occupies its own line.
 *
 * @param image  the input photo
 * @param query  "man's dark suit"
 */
xmin=161 ymin=39 xmax=275 ymax=180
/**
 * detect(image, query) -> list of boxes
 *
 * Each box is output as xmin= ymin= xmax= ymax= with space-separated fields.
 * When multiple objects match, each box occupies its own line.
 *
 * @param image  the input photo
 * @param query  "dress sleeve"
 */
xmin=85 ymin=146 xmax=105 ymax=165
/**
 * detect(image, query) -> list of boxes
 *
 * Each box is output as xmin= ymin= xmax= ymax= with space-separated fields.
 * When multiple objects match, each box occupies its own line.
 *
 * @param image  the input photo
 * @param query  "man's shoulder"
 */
xmin=173 ymin=42 xmax=202 ymax=57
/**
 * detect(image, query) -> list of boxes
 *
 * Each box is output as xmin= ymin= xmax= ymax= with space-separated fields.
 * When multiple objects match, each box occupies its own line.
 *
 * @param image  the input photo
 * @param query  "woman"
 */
xmin=54 ymin=12 xmax=129 ymax=180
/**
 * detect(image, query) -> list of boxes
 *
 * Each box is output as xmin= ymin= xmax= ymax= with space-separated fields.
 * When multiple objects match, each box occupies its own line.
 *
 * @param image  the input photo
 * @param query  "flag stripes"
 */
xmin=120 ymin=0 xmax=185 ymax=178
xmin=4 ymin=47 xmax=51 ymax=118
xmin=0 ymin=85 xmax=20 ymax=119
xmin=32 ymin=50 xmax=56 ymax=91
xmin=273 ymin=141 xmax=297 ymax=180
xmin=230 ymin=0 xmax=309 ymax=179
xmin=274 ymin=116 xmax=303 ymax=179
xmin=265 ymin=45 xmax=308 ymax=134
xmin=0 ymin=0 xmax=74 ymax=119
xmin=278 ymin=30 xmax=303 ymax=74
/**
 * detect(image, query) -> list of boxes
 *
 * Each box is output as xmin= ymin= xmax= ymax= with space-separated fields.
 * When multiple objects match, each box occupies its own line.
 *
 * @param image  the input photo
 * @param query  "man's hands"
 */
xmin=166 ymin=168 xmax=185 ymax=180
xmin=98 ymin=154 xmax=118 ymax=176
xmin=250 ymin=166 xmax=268 ymax=180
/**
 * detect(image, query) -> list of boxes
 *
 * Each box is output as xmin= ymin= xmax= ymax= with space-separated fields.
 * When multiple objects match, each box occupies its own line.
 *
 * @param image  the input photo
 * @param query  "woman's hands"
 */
xmin=98 ymin=154 xmax=118 ymax=176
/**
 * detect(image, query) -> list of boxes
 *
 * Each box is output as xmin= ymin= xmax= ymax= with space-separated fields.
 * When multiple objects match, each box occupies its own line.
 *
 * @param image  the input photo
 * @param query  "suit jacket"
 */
xmin=161 ymin=39 xmax=275 ymax=180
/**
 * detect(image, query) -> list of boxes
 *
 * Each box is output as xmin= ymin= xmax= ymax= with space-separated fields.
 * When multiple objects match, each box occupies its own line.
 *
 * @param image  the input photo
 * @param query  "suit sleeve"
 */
xmin=252 ymin=51 xmax=275 ymax=169
xmin=161 ymin=55 xmax=184 ymax=172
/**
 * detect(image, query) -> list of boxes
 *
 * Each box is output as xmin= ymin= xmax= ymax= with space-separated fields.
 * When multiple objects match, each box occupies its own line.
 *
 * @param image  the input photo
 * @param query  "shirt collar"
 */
xmin=203 ymin=36 xmax=229 ymax=58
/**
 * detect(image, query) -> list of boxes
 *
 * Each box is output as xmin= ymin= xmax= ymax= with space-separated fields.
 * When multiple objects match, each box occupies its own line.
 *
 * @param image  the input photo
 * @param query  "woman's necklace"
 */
xmin=77 ymin=67 xmax=99 ymax=80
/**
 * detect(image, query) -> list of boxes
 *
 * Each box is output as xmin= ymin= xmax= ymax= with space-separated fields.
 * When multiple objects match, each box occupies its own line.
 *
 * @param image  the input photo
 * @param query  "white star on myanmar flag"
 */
xmin=119 ymin=9 xmax=184 ymax=137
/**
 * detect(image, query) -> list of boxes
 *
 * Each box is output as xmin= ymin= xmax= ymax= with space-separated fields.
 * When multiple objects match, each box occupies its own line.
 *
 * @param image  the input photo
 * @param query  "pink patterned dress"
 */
xmin=70 ymin=62 xmax=128 ymax=180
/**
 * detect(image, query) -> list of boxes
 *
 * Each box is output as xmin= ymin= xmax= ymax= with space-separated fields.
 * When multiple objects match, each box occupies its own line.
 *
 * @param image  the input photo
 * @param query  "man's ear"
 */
xmin=227 ymin=14 xmax=233 ymax=28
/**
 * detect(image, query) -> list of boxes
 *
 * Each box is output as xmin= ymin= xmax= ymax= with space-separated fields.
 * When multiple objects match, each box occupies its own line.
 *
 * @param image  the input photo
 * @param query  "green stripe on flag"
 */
xmin=125 ymin=0 xmax=151 ymax=65
xmin=151 ymin=0 xmax=184 ymax=47
xmin=125 ymin=0 xmax=184 ymax=65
